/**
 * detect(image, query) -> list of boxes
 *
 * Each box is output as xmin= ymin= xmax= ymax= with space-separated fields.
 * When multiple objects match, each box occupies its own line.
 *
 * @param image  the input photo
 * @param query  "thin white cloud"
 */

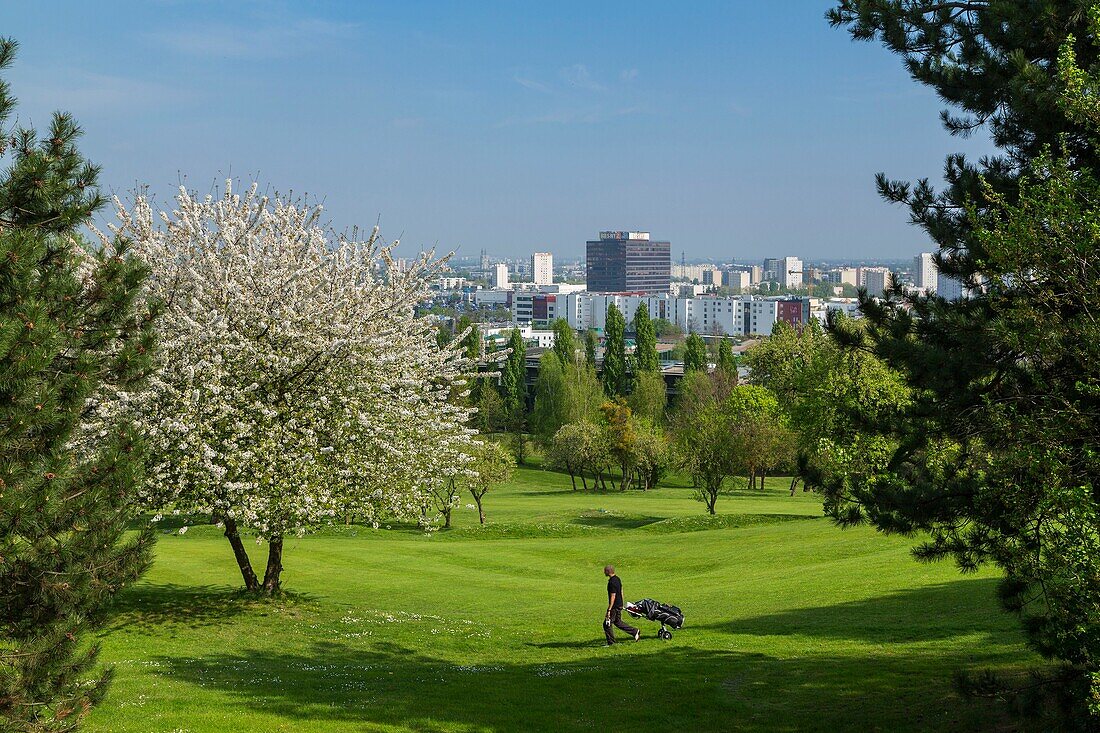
xmin=147 ymin=17 xmax=357 ymax=59
xmin=513 ymin=75 xmax=553 ymax=94
xmin=561 ymin=64 xmax=605 ymax=92
xmin=620 ymin=68 xmax=639 ymax=82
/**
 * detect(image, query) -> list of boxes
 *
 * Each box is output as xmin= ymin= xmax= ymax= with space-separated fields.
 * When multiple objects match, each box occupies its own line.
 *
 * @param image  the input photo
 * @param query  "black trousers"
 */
xmin=604 ymin=607 xmax=639 ymax=644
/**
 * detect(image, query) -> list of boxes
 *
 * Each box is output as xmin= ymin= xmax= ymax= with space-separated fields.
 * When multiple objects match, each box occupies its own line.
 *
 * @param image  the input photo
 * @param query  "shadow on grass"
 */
xmin=525 ymin=639 xmax=605 ymax=649
xmin=699 ymin=578 xmax=1014 ymax=644
xmin=107 ymin=583 xmax=316 ymax=635
xmin=148 ymin=637 xmax=1017 ymax=732
xmin=571 ymin=513 xmax=664 ymax=530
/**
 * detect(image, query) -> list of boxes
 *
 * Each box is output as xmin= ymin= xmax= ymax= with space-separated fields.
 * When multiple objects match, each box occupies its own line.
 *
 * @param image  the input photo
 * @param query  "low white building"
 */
xmin=562 ymin=292 xmax=810 ymax=336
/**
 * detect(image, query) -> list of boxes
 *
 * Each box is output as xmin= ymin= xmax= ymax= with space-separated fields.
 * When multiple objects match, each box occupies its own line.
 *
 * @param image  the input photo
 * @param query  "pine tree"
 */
xmin=601 ymin=304 xmax=627 ymax=397
xmin=827 ymin=2 xmax=1100 ymax=724
xmin=632 ymin=303 xmax=659 ymax=374
xmin=0 ymin=38 xmax=156 ymax=730
xmin=683 ymin=333 xmax=707 ymax=374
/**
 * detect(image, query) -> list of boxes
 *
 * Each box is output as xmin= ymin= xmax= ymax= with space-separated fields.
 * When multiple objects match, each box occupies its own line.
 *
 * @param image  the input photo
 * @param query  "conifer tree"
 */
xmin=601 ymin=304 xmax=627 ymax=396
xmin=632 ymin=303 xmax=659 ymax=374
xmin=828 ymin=2 xmax=1100 ymax=724
xmin=0 ymin=38 xmax=156 ymax=730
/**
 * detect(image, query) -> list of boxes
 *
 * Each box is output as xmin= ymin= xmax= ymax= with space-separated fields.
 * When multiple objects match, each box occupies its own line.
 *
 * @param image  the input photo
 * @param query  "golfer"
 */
xmin=603 ymin=565 xmax=640 ymax=644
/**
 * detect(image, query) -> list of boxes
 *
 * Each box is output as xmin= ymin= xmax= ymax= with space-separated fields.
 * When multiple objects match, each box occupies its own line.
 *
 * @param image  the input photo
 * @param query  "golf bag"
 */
xmin=625 ymin=598 xmax=684 ymax=639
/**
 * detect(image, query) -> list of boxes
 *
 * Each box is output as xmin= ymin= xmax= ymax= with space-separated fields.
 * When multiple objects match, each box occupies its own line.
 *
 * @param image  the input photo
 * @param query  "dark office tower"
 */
xmin=586 ymin=231 xmax=671 ymax=293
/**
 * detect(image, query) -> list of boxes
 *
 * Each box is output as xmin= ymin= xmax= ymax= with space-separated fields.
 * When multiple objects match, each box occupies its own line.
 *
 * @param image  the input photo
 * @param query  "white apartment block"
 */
xmin=562 ymin=292 xmax=807 ymax=337
xmin=859 ymin=266 xmax=892 ymax=297
xmin=782 ymin=256 xmax=803 ymax=289
xmin=671 ymin=263 xmax=719 ymax=282
xmin=937 ymin=271 xmax=969 ymax=301
xmin=531 ymin=252 xmax=553 ymax=285
xmin=914 ymin=252 xmax=937 ymax=294
xmin=491 ymin=263 xmax=509 ymax=288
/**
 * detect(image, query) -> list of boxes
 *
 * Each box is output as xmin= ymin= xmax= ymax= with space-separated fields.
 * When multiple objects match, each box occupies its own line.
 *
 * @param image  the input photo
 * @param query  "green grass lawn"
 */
xmin=88 ymin=466 xmax=1039 ymax=732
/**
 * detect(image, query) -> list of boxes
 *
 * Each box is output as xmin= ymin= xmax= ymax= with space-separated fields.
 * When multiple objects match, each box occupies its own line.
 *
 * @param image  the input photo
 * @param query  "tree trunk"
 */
xmin=789 ymin=476 xmax=799 ymax=496
xmin=569 ymin=472 xmax=577 ymax=491
xmin=581 ymin=472 xmax=589 ymax=491
xmin=473 ymin=493 xmax=486 ymax=524
xmin=223 ymin=517 xmax=259 ymax=591
xmin=707 ymin=488 xmax=717 ymax=515
xmin=262 ymin=536 xmax=284 ymax=595
xmin=443 ymin=509 xmax=452 ymax=528
xmin=758 ymin=469 xmax=766 ymax=490
xmin=747 ymin=469 xmax=755 ymax=490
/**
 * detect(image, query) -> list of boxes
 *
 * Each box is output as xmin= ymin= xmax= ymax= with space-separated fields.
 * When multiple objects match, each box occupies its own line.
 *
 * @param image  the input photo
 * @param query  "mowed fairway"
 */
xmin=87 ymin=466 xmax=1039 ymax=732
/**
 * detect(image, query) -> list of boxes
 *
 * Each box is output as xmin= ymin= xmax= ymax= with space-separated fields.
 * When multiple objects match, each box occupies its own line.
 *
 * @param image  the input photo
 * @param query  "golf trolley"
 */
xmin=625 ymin=598 xmax=684 ymax=640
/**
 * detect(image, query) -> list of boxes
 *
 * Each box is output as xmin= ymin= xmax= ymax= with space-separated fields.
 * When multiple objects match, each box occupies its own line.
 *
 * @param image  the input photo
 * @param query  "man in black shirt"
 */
xmin=604 ymin=565 xmax=640 ymax=644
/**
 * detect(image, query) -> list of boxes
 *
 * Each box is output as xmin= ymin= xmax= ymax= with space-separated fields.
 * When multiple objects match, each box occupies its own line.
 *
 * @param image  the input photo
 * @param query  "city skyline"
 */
xmin=6 ymin=1 xmax=996 ymax=260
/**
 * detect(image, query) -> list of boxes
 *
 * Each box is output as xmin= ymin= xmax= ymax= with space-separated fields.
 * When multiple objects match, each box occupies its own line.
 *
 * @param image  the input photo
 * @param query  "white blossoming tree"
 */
xmin=96 ymin=181 xmax=477 ymax=593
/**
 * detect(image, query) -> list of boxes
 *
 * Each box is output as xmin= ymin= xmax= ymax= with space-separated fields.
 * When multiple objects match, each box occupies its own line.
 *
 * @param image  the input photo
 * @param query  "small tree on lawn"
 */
xmin=0 ymin=38 xmax=158 ymax=730
xmin=466 ymin=439 xmax=515 ymax=524
xmin=547 ymin=421 xmax=607 ymax=491
xmin=633 ymin=423 xmax=673 ymax=491
xmin=100 ymin=182 xmax=477 ymax=594
xmin=600 ymin=400 xmax=638 ymax=491
xmin=671 ymin=400 xmax=737 ymax=514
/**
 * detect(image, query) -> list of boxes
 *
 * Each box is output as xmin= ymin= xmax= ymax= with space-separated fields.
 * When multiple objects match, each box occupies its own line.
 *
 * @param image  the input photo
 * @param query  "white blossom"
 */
xmin=94 ymin=181 xmax=478 ymax=540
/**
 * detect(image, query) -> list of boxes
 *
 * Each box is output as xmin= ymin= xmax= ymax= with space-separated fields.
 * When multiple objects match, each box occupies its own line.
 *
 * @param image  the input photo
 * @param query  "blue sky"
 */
xmin=5 ymin=1 xmax=995 ymax=261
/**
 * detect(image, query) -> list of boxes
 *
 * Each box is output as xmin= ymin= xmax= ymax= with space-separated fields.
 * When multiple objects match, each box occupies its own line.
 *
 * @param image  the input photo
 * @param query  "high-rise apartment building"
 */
xmin=781 ymin=256 xmax=803 ymax=289
xmin=763 ymin=258 xmax=783 ymax=281
xmin=586 ymin=231 xmax=670 ymax=293
xmin=914 ymin=252 xmax=937 ymax=294
xmin=532 ymin=252 xmax=553 ymax=285
xmin=861 ymin=267 xmax=892 ymax=298
xmin=491 ymin=263 xmax=509 ymax=289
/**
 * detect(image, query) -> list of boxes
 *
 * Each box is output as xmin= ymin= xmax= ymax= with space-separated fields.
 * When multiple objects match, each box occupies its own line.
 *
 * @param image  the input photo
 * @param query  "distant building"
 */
xmin=824 ymin=267 xmax=858 ymax=286
xmin=586 ymin=231 xmax=671 ymax=293
xmin=763 ymin=258 xmax=783 ymax=281
xmin=531 ymin=252 xmax=553 ymax=285
xmin=937 ymin=271 xmax=968 ymax=301
xmin=914 ymin=252 xmax=937 ymax=294
xmin=563 ymin=292 xmax=812 ymax=336
xmin=781 ymin=256 xmax=803 ymax=289
xmin=725 ymin=270 xmax=752 ymax=290
xmin=861 ymin=267 xmax=892 ymax=298
xmin=491 ymin=263 xmax=509 ymax=288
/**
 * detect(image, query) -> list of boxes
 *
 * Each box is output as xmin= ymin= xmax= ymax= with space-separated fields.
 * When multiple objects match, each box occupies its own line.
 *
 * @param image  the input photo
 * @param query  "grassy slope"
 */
xmin=88 ymin=467 xmax=1038 ymax=732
